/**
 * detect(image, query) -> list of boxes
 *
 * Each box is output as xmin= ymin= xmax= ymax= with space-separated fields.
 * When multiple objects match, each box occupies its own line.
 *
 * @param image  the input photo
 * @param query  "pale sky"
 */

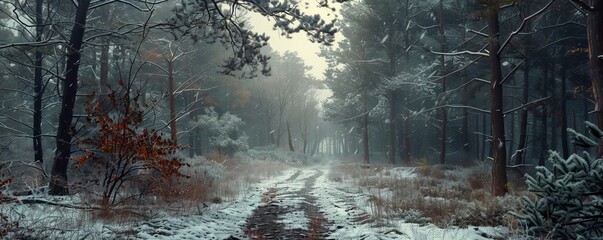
xmin=248 ymin=4 xmax=342 ymax=80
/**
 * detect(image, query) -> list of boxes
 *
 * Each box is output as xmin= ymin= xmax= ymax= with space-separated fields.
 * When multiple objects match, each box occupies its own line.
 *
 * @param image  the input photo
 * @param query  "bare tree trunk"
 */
xmin=276 ymin=115 xmax=283 ymax=147
xmin=550 ymin=63 xmax=558 ymax=151
xmin=459 ymin=15 xmax=470 ymax=156
xmin=49 ymin=0 xmax=91 ymax=195
xmin=538 ymin=62 xmax=549 ymax=166
xmin=461 ymin=108 xmax=469 ymax=154
xmin=438 ymin=0 xmax=447 ymax=165
xmin=516 ymin=60 xmax=529 ymax=167
xmin=33 ymin=0 xmax=44 ymax=165
xmin=361 ymin=93 xmax=369 ymax=164
xmin=167 ymin=60 xmax=177 ymax=144
xmin=388 ymin=92 xmax=396 ymax=164
xmin=100 ymin=39 xmax=109 ymax=91
xmin=586 ymin=0 xmax=603 ymax=157
xmin=481 ymin=113 xmax=486 ymax=161
xmin=287 ymin=121 xmax=294 ymax=152
xmin=302 ymin=136 xmax=307 ymax=154
xmin=560 ymin=58 xmax=569 ymax=158
xmin=538 ymin=114 xmax=548 ymax=166
xmin=487 ymin=4 xmax=508 ymax=196
xmin=401 ymin=119 xmax=410 ymax=164
xmin=508 ymin=112 xmax=515 ymax=159
xmin=475 ymin=114 xmax=480 ymax=160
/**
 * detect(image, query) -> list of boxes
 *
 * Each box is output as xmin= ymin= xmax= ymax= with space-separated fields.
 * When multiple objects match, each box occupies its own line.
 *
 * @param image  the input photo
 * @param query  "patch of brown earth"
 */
xmin=244 ymin=170 xmax=329 ymax=240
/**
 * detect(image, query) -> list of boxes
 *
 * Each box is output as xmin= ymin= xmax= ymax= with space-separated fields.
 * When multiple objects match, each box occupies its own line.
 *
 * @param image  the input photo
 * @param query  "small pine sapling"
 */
xmin=512 ymin=122 xmax=603 ymax=239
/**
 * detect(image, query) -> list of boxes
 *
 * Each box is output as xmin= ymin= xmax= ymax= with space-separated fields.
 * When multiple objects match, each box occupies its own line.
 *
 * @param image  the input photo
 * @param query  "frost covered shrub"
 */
xmin=512 ymin=122 xmax=603 ymax=239
xmin=238 ymin=146 xmax=319 ymax=164
xmin=182 ymin=156 xmax=226 ymax=182
xmin=195 ymin=108 xmax=248 ymax=156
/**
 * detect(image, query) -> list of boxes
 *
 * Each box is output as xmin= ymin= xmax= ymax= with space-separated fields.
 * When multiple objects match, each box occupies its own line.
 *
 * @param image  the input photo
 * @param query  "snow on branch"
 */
xmin=500 ymin=59 xmax=525 ymax=85
xmin=412 ymin=104 xmax=490 ymax=117
xmin=0 ymin=40 xmax=64 ymax=50
xmin=499 ymin=0 xmax=555 ymax=55
xmin=430 ymin=49 xmax=488 ymax=57
xmin=353 ymin=58 xmax=389 ymax=64
xmin=504 ymin=97 xmax=550 ymax=115
xmin=447 ymin=77 xmax=489 ymax=93
xmin=465 ymin=27 xmax=488 ymax=38
xmin=567 ymin=0 xmax=594 ymax=13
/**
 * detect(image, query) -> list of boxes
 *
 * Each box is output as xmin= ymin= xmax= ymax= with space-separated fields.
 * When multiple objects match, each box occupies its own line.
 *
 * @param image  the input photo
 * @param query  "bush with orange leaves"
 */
xmin=75 ymin=87 xmax=186 ymax=207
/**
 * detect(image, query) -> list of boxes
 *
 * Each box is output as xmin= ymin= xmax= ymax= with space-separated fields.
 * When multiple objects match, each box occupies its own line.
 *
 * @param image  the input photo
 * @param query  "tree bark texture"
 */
xmin=33 ymin=0 xmax=44 ymax=165
xmin=538 ymin=63 xmax=549 ymax=167
xmin=49 ymin=0 xmax=91 ymax=195
xmin=487 ymin=4 xmax=508 ymax=196
xmin=462 ymin=108 xmax=469 ymax=154
xmin=586 ymin=0 xmax=603 ymax=157
xmin=560 ymin=58 xmax=569 ymax=158
xmin=516 ymin=60 xmax=529 ymax=167
xmin=167 ymin=60 xmax=177 ymax=144
xmin=287 ymin=121 xmax=294 ymax=152
xmin=438 ymin=0 xmax=447 ymax=165
xmin=100 ymin=39 xmax=109 ymax=91
xmin=388 ymin=92 xmax=396 ymax=164
xmin=361 ymin=92 xmax=369 ymax=164
xmin=401 ymin=119 xmax=410 ymax=164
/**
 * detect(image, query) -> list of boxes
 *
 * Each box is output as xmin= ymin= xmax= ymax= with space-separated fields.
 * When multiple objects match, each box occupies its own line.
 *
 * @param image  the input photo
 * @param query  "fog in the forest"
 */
xmin=0 ymin=0 xmax=601 ymax=239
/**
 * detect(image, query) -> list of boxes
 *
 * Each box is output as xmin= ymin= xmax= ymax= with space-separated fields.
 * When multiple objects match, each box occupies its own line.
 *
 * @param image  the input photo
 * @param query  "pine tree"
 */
xmin=512 ymin=122 xmax=603 ymax=239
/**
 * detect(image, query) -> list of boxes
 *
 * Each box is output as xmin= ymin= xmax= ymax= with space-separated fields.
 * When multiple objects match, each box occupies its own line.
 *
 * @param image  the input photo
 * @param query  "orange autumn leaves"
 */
xmin=75 ymin=90 xmax=185 ymax=183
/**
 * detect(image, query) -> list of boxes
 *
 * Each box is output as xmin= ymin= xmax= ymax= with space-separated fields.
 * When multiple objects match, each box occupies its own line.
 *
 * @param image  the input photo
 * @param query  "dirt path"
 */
xmin=244 ymin=169 xmax=330 ymax=239
xmin=114 ymin=166 xmax=507 ymax=240
xmin=123 ymin=167 xmax=398 ymax=239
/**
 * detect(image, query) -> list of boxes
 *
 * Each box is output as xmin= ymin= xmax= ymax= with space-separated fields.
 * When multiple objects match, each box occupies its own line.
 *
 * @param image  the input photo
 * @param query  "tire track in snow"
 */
xmin=244 ymin=169 xmax=329 ymax=239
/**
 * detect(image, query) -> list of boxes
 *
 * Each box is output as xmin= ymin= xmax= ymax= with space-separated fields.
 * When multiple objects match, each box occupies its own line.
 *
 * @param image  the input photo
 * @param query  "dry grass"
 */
xmin=328 ymin=163 xmax=384 ymax=180
xmin=418 ymin=165 xmax=446 ymax=180
xmin=78 ymin=152 xmax=292 ymax=222
xmin=159 ymin=153 xmax=290 ymax=213
xmin=332 ymin=162 xmax=527 ymax=228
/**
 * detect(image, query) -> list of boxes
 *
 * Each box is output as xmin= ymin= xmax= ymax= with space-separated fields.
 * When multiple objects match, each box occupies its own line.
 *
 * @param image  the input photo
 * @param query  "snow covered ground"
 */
xmin=3 ymin=163 xmax=511 ymax=239
xmin=312 ymin=167 xmax=507 ymax=239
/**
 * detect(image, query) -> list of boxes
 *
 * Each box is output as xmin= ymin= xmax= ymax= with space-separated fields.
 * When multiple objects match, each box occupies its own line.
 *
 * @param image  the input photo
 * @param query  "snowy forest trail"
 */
xmin=238 ymin=167 xmax=507 ymax=240
xmin=242 ymin=167 xmax=406 ymax=240
xmin=129 ymin=166 xmax=390 ymax=239
xmin=128 ymin=166 xmax=501 ymax=239
xmin=244 ymin=169 xmax=330 ymax=239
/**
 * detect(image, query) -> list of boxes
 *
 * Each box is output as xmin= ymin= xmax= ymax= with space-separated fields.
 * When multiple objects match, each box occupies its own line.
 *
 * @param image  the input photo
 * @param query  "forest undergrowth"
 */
xmin=1 ymin=153 xmax=294 ymax=238
xmin=328 ymin=161 xmax=534 ymax=233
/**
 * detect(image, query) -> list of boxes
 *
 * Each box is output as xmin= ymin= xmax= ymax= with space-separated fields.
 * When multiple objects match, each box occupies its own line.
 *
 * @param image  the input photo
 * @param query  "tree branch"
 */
xmin=430 ymin=49 xmax=488 ymax=57
xmin=499 ymin=0 xmax=555 ymax=54
xmin=504 ymin=97 xmax=550 ymax=115
xmin=500 ymin=59 xmax=525 ymax=85
xmin=567 ymin=0 xmax=593 ymax=13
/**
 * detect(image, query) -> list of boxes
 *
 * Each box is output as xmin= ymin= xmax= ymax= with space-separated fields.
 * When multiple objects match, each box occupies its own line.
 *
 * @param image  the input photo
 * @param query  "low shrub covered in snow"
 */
xmin=193 ymin=108 xmax=249 ymax=156
xmin=235 ymin=145 xmax=321 ymax=165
